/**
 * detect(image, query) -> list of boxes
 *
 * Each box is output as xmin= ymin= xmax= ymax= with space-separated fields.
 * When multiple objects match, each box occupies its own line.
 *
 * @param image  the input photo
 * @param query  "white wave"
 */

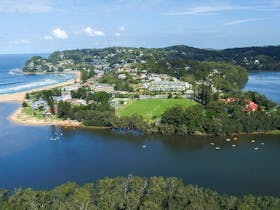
xmin=8 ymin=68 xmax=23 ymax=75
xmin=0 ymin=79 xmax=58 ymax=94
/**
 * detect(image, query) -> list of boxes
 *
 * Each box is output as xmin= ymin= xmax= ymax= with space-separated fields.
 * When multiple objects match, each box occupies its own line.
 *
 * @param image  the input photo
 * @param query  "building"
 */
xmin=31 ymin=100 xmax=47 ymax=110
xmin=244 ymin=101 xmax=258 ymax=112
xmin=118 ymin=74 xmax=127 ymax=79
xmin=90 ymin=83 xmax=114 ymax=93
xmin=148 ymin=81 xmax=192 ymax=92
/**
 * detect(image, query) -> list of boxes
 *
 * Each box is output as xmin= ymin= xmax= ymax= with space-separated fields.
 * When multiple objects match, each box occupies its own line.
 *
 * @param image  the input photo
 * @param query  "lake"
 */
xmin=0 ymin=69 xmax=279 ymax=196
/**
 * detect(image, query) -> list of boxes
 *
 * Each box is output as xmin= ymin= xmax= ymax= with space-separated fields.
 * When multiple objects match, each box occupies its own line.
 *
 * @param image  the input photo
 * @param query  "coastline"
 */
xmin=0 ymin=71 xmax=81 ymax=126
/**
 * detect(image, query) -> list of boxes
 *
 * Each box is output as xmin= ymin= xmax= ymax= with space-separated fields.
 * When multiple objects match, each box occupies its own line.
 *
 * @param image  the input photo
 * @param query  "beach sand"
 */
xmin=0 ymin=71 xmax=80 ymax=103
xmin=0 ymin=71 xmax=81 ymax=126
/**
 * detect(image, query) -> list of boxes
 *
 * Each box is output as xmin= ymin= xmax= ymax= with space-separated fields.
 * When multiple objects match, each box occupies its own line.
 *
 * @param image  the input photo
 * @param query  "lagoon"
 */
xmin=0 ymin=102 xmax=280 ymax=196
xmin=244 ymin=71 xmax=280 ymax=104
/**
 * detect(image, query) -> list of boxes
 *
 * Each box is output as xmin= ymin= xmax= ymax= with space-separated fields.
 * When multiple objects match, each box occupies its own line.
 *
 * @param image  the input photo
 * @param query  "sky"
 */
xmin=0 ymin=0 xmax=280 ymax=54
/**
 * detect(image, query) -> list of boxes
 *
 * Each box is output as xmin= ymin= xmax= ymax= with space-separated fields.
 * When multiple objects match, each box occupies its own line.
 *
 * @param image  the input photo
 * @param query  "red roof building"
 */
xmin=244 ymin=100 xmax=258 ymax=112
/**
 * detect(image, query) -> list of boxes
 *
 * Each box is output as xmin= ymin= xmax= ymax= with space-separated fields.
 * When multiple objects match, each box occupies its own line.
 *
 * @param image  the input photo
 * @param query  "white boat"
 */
xmin=232 ymin=144 xmax=237 ymax=147
xmin=215 ymin=147 xmax=221 ymax=150
xmin=233 ymin=137 xmax=237 ymax=140
xmin=261 ymin=142 xmax=264 ymax=145
xmin=142 ymin=145 xmax=147 ymax=148
xmin=60 ymin=133 xmax=63 ymax=136
xmin=210 ymin=142 xmax=215 ymax=146
xmin=254 ymin=147 xmax=259 ymax=150
xmin=50 ymin=137 xmax=56 ymax=141
xmin=226 ymin=138 xmax=230 ymax=142
xmin=251 ymin=140 xmax=255 ymax=143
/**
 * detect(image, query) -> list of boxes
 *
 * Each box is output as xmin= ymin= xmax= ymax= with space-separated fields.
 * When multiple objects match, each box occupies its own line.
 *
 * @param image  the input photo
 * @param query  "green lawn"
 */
xmin=116 ymin=98 xmax=197 ymax=121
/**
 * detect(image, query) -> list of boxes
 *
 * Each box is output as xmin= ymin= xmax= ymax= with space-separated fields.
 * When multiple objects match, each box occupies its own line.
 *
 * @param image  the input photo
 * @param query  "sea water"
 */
xmin=0 ymin=54 xmax=74 ymax=94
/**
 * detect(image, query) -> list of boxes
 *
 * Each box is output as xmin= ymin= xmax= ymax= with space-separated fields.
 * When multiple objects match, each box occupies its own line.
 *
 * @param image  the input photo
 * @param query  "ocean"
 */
xmin=0 ymin=54 xmax=74 ymax=94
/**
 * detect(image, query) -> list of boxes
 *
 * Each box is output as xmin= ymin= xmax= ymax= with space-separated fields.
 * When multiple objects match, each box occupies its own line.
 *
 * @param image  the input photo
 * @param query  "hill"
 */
xmin=23 ymin=45 xmax=280 ymax=74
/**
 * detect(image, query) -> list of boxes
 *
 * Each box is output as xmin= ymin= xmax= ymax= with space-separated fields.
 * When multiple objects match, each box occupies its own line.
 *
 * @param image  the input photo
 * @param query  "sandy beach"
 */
xmin=0 ymin=71 xmax=81 ymax=126
xmin=0 ymin=71 xmax=80 ymax=103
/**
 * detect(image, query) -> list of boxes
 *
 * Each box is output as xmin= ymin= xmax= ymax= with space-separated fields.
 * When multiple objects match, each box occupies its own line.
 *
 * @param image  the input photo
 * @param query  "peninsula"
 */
xmin=3 ymin=45 xmax=280 ymax=135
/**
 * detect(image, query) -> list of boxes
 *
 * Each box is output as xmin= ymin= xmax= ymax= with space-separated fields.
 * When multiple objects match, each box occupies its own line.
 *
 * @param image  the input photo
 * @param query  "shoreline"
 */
xmin=0 ymin=71 xmax=80 ymax=126
xmin=8 ymin=106 xmax=81 ymax=127
xmin=0 ymin=71 xmax=80 ymax=103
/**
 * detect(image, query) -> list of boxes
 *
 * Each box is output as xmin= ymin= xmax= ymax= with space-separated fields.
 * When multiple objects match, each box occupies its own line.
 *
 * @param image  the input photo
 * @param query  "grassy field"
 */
xmin=116 ymin=98 xmax=197 ymax=121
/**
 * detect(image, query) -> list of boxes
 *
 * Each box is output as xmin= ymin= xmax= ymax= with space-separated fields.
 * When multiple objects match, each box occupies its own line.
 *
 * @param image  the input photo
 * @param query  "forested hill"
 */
xmin=165 ymin=45 xmax=280 ymax=70
xmin=23 ymin=45 xmax=280 ymax=74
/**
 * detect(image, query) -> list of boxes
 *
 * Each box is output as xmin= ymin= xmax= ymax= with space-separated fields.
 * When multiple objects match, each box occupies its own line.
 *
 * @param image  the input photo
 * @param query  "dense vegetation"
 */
xmin=1 ymin=176 xmax=280 ymax=209
xmin=159 ymin=92 xmax=280 ymax=135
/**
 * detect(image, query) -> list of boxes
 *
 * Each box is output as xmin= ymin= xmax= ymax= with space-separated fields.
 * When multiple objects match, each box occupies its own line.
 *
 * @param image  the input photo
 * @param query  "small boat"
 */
xmin=210 ymin=142 xmax=215 ymax=146
xmin=215 ymin=147 xmax=221 ymax=150
xmin=142 ymin=145 xmax=147 ymax=148
xmin=261 ymin=142 xmax=264 ymax=145
xmin=251 ymin=140 xmax=255 ymax=143
xmin=232 ymin=144 xmax=236 ymax=147
xmin=60 ymin=133 xmax=63 ymax=136
xmin=226 ymin=138 xmax=230 ymax=142
xmin=233 ymin=137 xmax=237 ymax=140
xmin=254 ymin=147 xmax=259 ymax=150
xmin=50 ymin=137 xmax=56 ymax=141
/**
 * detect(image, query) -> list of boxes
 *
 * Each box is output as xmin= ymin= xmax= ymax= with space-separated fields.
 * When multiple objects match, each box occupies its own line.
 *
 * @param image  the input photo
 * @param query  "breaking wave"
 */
xmin=0 ymin=79 xmax=58 ymax=94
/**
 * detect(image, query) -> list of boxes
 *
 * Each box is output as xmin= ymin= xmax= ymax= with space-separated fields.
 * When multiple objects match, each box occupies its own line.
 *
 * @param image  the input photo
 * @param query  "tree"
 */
xmin=41 ymin=90 xmax=55 ymax=115
xmin=57 ymin=101 xmax=71 ymax=119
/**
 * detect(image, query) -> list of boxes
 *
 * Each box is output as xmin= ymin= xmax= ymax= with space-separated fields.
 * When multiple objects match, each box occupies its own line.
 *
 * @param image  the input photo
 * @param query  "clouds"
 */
xmin=224 ymin=18 xmax=265 ymax=26
xmin=42 ymin=25 xmax=124 ymax=41
xmin=0 ymin=0 xmax=53 ymax=14
xmin=166 ymin=1 xmax=280 ymax=16
xmin=82 ymin=27 xmax=105 ymax=37
xmin=52 ymin=28 xmax=68 ymax=39
xmin=167 ymin=5 xmax=236 ymax=16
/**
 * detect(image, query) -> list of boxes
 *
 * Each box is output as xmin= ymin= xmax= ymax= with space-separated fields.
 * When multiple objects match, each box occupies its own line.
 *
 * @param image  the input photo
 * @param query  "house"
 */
xmin=31 ymin=100 xmax=47 ymax=110
xmin=148 ymin=81 xmax=190 ymax=92
xmin=54 ymin=96 xmax=63 ymax=103
xmin=118 ymin=74 xmax=127 ymax=79
xmin=244 ymin=100 xmax=258 ymax=112
xmin=62 ymin=95 xmax=72 ymax=101
xmin=83 ymin=81 xmax=91 ymax=87
xmin=70 ymin=99 xmax=87 ymax=106
xmin=90 ymin=83 xmax=114 ymax=93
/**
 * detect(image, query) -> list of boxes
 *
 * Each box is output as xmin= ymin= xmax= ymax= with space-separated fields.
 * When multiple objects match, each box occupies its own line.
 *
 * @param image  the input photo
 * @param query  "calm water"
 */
xmin=0 ymin=103 xmax=280 ymax=196
xmin=0 ymin=57 xmax=279 ymax=196
xmin=244 ymin=71 xmax=280 ymax=104
xmin=0 ymin=54 xmax=74 ymax=94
